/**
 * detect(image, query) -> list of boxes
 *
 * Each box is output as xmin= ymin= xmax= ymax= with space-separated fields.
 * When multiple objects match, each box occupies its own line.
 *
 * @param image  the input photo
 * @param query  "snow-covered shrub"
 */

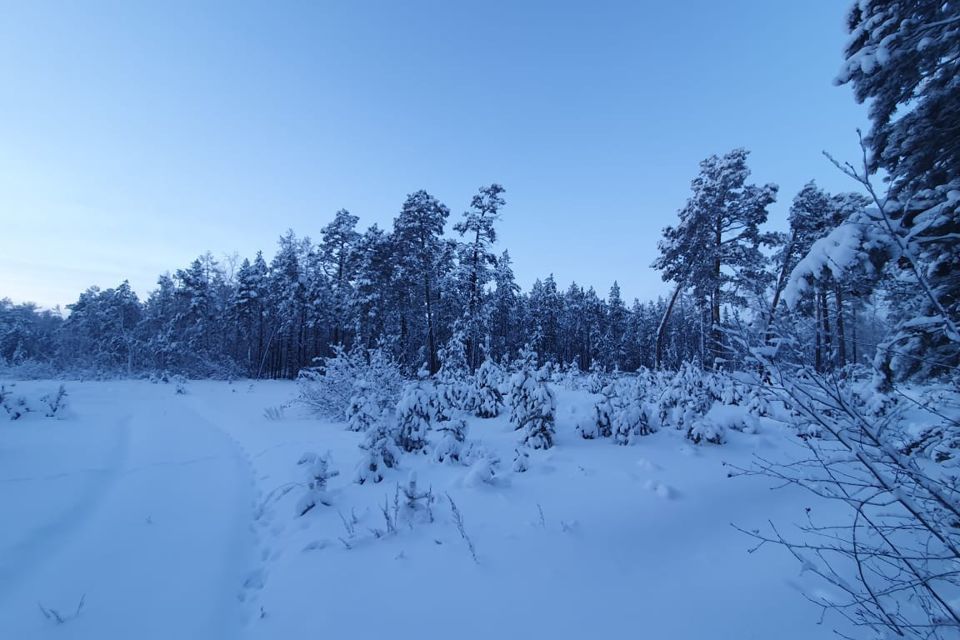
xmin=436 ymin=336 xmax=470 ymax=414
xmin=296 ymin=452 xmax=339 ymax=516
xmin=463 ymin=451 xmax=501 ymax=486
xmin=578 ymin=380 xmax=615 ymax=439
xmin=612 ymin=380 xmax=656 ymax=444
xmin=468 ymin=358 xmax=504 ymax=418
xmin=659 ymin=363 xmax=711 ymax=430
xmin=686 ymin=417 xmax=726 ymax=445
xmin=172 ymin=374 xmax=187 ymax=395
xmin=399 ymin=472 xmax=434 ymax=524
xmin=433 ymin=417 xmax=469 ymax=464
xmin=719 ymin=378 xmax=743 ymax=406
xmin=354 ymin=418 xmax=401 ymax=485
xmin=562 ymin=359 xmax=582 ymax=390
xmin=512 ymin=448 xmax=530 ymax=473
xmin=298 ymin=345 xmax=402 ymax=421
xmin=297 ymin=345 xmax=361 ymax=419
xmin=395 ymin=369 xmax=433 ymax=453
xmin=41 ymin=384 xmax=68 ymax=418
xmin=746 ymin=387 xmax=771 ymax=418
xmin=586 ymin=359 xmax=606 ymax=393
xmin=1 ymin=384 xmax=24 ymax=420
xmin=345 ymin=380 xmax=383 ymax=432
xmin=509 ymin=351 xmax=556 ymax=450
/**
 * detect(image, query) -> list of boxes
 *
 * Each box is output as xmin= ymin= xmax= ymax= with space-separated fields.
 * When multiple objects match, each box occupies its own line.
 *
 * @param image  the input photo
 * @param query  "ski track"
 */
xmin=0 ymin=384 xmax=256 ymax=640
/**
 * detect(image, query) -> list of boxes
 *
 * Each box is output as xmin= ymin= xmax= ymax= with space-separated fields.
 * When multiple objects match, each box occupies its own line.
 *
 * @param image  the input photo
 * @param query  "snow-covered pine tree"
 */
xmin=509 ymin=349 xmax=557 ymax=450
xmin=612 ymin=379 xmax=655 ymax=444
xmin=746 ymin=386 xmax=771 ymax=418
xmin=653 ymin=149 xmax=778 ymax=369
xmin=355 ymin=416 xmax=401 ymax=485
xmin=435 ymin=333 xmax=471 ymax=417
xmin=469 ymin=357 xmax=504 ymax=418
xmin=833 ymin=0 xmax=960 ymax=382
xmin=433 ymin=416 xmax=469 ymax=464
xmin=453 ymin=184 xmax=505 ymax=371
xmin=586 ymin=359 xmax=606 ymax=393
xmin=395 ymin=368 xmax=433 ymax=453
xmin=345 ymin=379 xmax=382 ymax=432
xmin=578 ymin=379 xmax=615 ymax=439
xmin=392 ymin=191 xmax=451 ymax=374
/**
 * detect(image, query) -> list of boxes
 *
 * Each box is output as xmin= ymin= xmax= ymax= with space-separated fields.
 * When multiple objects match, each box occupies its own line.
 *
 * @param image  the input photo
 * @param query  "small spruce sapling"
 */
xmin=470 ymin=357 xmax=504 ymax=418
xmin=296 ymin=452 xmax=339 ymax=516
xmin=395 ymin=367 xmax=433 ymax=453
xmin=346 ymin=380 xmax=382 ymax=432
xmin=355 ymin=418 xmax=402 ymax=485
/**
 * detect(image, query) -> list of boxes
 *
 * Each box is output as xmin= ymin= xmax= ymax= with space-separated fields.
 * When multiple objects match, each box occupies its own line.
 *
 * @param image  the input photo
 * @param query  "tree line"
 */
xmin=2 ymin=0 xmax=957 ymax=385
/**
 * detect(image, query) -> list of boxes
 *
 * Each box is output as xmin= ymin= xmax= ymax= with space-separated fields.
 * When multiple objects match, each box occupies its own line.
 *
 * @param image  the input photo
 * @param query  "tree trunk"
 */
xmin=655 ymin=283 xmax=683 ymax=370
xmin=819 ymin=287 xmax=832 ymax=372
xmin=835 ymin=284 xmax=847 ymax=369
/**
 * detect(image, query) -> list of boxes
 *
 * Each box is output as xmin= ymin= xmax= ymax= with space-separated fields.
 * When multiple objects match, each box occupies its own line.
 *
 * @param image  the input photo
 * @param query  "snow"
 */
xmin=0 ymin=379 xmax=853 ymax=639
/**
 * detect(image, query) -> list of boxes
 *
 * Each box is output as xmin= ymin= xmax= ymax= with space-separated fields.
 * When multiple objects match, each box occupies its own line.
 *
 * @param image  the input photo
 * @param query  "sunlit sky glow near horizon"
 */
xmin=0 ymin=1 xmax=870 ymax=310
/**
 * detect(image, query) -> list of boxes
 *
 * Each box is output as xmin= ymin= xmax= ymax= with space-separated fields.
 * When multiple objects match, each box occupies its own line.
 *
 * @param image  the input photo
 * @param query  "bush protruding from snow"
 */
xmin=512 ymin=448 xmax=530 ymax=472
xmin=579 ymin=381 xmax=615 ymax=439
xmin=395 ymin=368 xmax=433 ymax=453
xmin=355 ymin=417 xmax=401 ymax=485
xmin=463 ymin=452 xmax=500 ymax=486
xmin=433 ymin=417 xmax=469 ymax=464
xmin=40 ymin=384 xmax=68 ymax=418
xmin=173 ymin=374 xmax=188 ymax=395
xmin=399 ymin=472 xmax=434 ymax=524
xmin=686 ymin=412 xmax=727 ymax=445
xmin=746 ymin=387 xmax=771 ymax=418
xmin=296 ymin=452 xmax=339 ymax=516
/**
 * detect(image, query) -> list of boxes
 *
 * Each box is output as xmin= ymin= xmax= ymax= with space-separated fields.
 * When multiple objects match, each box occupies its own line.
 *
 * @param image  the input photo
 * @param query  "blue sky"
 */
xmin=0 ymin=1 xmax=868 ymax=309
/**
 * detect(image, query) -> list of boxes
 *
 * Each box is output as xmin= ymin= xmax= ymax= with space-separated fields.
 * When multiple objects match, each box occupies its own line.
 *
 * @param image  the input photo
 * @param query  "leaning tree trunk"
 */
xmin=655 ymin=283 xmax=683 ymax=370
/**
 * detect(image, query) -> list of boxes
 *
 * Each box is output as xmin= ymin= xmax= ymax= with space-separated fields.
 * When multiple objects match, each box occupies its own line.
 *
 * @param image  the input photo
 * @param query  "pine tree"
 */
xmin=469 ymin=357 xmax=504 ymax=418
xmin=355 ymin=418 xmax=401 ymax=485
xmin=393 ymin=191 xmax=451 ymax=374
xmin=345 ymin=379 xmax=382 ymax=432
xmin=454 ymin=184 xmax=505 ymax=370
xmin=489 ymin=250 xmax=521 ymax=362
xmin=653 ymin=149 xmax=778 ymax=369
xmin=509 ymin=348 xmax=557 ymax=450
xmin=835 ymin=0 xmax=960 ymax=381
xmin=612 ymin=379 xmax=655 ymax=445
xmin=395 ymin=368 xmax=433 ymax=453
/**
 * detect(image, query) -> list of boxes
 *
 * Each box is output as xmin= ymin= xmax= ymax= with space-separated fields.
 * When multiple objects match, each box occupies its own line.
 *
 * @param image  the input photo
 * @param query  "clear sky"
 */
xmin=0 ymin=1 xmax=869 ymax=309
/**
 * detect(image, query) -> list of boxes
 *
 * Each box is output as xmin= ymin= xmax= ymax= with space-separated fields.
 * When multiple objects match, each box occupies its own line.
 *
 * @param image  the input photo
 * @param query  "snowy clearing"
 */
xmin=0 ymin=379 xmax=849 ymax=639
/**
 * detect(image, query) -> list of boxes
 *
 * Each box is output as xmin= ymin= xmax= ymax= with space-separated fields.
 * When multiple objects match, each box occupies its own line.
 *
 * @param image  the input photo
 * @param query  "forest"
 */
xmin=2 ymin=3 xmax=960 ymax=639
